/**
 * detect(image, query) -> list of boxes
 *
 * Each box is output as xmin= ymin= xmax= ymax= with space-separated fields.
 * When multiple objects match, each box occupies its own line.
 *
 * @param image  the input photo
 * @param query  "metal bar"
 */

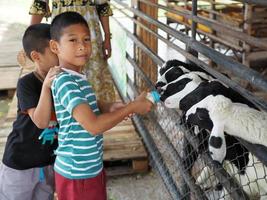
xmin=110 ymin=2 xmax=267 ymax=199
xmin=125 ymin=76 xmax=207 ymax=199
xmin=235 ymin=0 xmax=267 ymax=6
xmin=126 ymin=53 xmax=155 ymax=90
xmin=191 ymin=0 xmax=197 ymax=40
xmin=185 ymin=2 xmax=199 ymax=197
xmin=139 ymin=0 xmax=267 ymax=50
xmin=237 ymin=137 xmax=267 ymax=166
xmin=132 ymin=115 xmax=183 ymax=200
xmin=112 ymin=0 xmax=267 ymax=167
xmin=113 ymin=76 xmax=182 ymax=200
xmin=112 ymin=0 xmax=267 ymax=93
xmin=147 ymin=112 xmax=208 ymax=200
xmin=124 ymin=52 xmax=249 ymax=199
xmin=187 ymin=0 xmax=198 ymax=63
xmin=111 ymin=6 xmax=267 ymax=111
xmin=200 ymin=0 xmax=267 ymax=6
xmin=169 ymin=110 xmax=250 ymax=200
xmin=127 ymin=45 xmax=267 ymax=168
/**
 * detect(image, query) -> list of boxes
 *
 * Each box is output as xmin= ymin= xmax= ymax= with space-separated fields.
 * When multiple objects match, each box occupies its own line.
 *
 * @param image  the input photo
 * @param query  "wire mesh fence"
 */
xmin=130 ymin=72 xmax=267 ymax=200
xmin=110 ymin=1 xmax=267 ymax=199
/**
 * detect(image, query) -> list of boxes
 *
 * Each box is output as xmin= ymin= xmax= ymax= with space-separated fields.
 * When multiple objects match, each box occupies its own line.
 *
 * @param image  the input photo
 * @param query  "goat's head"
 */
xmin=155 ymin=60 xmax=188 ymax=92
xmin=158 ymin=73 xmax=203 ymax=108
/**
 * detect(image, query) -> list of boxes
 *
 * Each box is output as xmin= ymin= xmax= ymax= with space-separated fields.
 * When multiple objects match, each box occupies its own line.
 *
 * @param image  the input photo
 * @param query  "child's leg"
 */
xmin=33 ymin=165 xmax=55 ymax=200
xmin=55 ymin=169 xmax=107 ymax=200
xmin=0 ymin=164 xmax=38 ymax=200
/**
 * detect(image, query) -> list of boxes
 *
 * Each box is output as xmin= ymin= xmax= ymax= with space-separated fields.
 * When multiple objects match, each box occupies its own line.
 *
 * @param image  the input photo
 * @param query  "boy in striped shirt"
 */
xmin=50 ymin=12 xmax=153 ymax=200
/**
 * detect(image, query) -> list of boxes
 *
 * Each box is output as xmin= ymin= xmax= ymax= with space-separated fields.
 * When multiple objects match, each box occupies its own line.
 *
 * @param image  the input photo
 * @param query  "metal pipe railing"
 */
xmin=139 ymin=0 xmax=267 ymax=50
xmin=125 ymin=52 xmax=249 ymax=200
xmin=235 ymin=0 xmax=267 ymax=6
xmin=110 ymin=1 xmax=267 ymax=199
xmin=112 ymin=0 xmax=267 ymax=94
xmin=114 ymin=12 xmax=267 ymax=166
xmin=126 ymin=74 xmax=208 ymax=199
xmin=112 ymin=72 xmax=183 ymax=200
xmin=111 ymin=2 xmax=267 ymax=111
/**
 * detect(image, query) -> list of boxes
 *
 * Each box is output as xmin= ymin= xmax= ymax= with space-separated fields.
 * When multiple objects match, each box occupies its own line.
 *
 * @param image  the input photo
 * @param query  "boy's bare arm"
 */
xmin=27 ymin=67 xmax=61 ymax=128
xmin=73 ymin=92 xmax=152 ymax=135
xmin=99 ymin=16 xmax=111 ymax=59
xmin=30 ymin=15 xmax=44 ymax=25
xmin=98 ymin=101 xmax=126 ymax=113
xmin=30 ymin=0 xmax=49 ymax=25
xmin=27 ymin=85 xmax=53 ymax=128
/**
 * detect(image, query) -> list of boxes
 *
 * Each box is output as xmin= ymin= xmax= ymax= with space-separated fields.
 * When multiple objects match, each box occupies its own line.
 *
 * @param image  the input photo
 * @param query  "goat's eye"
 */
xmin=155 ymin=81 xmax=166 ymax=88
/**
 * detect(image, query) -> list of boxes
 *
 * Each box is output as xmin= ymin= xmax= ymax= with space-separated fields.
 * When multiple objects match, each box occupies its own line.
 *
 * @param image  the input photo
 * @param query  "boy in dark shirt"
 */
xmin=0 ymin=23 xmax=60 ymax=200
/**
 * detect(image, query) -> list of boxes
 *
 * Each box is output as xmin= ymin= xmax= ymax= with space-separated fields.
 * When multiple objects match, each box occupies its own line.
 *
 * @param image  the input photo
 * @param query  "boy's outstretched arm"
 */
xmin=97 ymin=101 xmax=126 ymax=113
xmin=73 ymin=92 xmax=152 ymax=135
xmin=27 ymin=67 xmax=61 ymax=128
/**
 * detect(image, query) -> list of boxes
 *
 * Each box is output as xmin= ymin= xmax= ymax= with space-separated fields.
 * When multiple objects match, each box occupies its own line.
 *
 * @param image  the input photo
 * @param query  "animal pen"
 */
xmin=109 ymin=0 xmax=267 ymax=199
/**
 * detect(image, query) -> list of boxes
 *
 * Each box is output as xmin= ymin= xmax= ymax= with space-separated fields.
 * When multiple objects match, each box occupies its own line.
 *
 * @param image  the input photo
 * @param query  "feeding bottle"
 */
xmin=146 ymin=91 xmax=160 ymax=104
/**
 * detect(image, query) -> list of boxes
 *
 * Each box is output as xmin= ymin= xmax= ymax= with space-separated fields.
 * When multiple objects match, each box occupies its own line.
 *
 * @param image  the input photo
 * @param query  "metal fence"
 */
xmin=109 ymin=0 xmax=267 ymax=199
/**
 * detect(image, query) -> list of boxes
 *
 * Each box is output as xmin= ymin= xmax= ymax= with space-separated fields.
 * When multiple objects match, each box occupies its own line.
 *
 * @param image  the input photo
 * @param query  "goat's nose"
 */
xmin=156 ymin=86 xmax=162 ymax=93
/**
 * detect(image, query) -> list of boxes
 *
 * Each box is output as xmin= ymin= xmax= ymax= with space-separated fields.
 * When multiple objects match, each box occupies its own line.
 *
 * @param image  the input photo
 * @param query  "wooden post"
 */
xmin=186 ymin=0 xmax=198 ymax=65
xmin=134 ymin=0 xmax=158 ymax=91
xmin=209 ymin=0 xmax=217 ymax=67
xmin=242 ymin=3 xmax=252 ymax=67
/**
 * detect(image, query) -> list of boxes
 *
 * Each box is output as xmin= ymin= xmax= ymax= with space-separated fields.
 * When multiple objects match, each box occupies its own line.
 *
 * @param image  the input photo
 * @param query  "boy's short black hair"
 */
xmin=50 ymin=11 xmax=89 ymax=41
xmin=22 ymin=23 xmax=51 ymax=60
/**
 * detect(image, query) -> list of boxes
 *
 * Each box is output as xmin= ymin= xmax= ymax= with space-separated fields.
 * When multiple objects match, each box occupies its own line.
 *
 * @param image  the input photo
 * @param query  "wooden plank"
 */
xmin=104 ymin=136 xmax=141 ymax=145
xmin=105 ymin=158 xmax=149 ymax=176
xmin=246 ymin=51 xmax=267 ymax=61
xmin=132 ymin=159 xmax=149 ymax=173
xmin=6 ymin=92 xmax=18 ymax=121
xmin=103 ymin=146 xmax=147 ymax=161
xmin=104 ymin=131 xmax=140 ymax=142
xmin=6 ymin=51 xmax=35 ymax=121
xmin=0 ymin=41 xmax=22 ymax=67
xmin=0 ymin=137 xmax=7 ymax=144
xmin=113 ymin=120 xmax=132 ymax=126
xmin=105 ymin=165 xmax=136 ymax=176
xmin=0 ymin=66 xmax=21 ymax=90
xmin=105 ymin=124 xmax=135 ymax=133
xmin=17 ymin=50 xmax=35 ymax=70
xmin=104 ymin=140 xmax=144 ymax=150
xmin=0 ymin=131 xmax=10 ymax=138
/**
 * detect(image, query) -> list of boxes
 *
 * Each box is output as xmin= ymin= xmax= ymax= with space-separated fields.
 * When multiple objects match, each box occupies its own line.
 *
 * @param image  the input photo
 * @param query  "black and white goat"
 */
xmin=156 ymin=59 xmax=267 ymax=163
xmin=156 ymin=59 xmax=267 ymax=199
xmin=186 ymin=94 xmax=267 ymax=162
xmin=155 ymin=59 xmax=215 ymax=90
xmin=196 ymin=153 xmax=267 ymax=199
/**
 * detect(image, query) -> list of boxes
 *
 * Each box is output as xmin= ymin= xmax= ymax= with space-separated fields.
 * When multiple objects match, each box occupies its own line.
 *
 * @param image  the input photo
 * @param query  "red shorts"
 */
xmin=55 ymin=170 xmax=107 ymax=200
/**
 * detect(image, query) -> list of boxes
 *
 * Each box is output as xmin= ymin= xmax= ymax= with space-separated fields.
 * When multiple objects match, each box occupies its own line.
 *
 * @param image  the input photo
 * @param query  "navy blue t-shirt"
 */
xmin=2 ymin=72 xmax=57 ymax=170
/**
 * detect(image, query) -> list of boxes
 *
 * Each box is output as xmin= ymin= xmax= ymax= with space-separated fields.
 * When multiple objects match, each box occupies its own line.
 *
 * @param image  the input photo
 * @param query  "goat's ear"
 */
xmin=159 ymin=67 xmax=165 ymax=76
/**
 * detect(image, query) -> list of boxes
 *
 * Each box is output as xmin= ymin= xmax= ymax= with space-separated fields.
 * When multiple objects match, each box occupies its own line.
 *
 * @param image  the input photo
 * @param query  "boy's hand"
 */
xmin=109 ymin=102 xmax=133 ymax=120
xmin=43 ymin=66 xmax=62 ymax=88
xmin=132 ymin=92 xmax=153 ymax=115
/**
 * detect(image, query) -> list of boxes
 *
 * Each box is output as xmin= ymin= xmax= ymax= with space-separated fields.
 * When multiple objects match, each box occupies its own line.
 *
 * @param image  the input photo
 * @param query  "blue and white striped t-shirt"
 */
xmin=51 ymin=69 xmax=103 ymax=179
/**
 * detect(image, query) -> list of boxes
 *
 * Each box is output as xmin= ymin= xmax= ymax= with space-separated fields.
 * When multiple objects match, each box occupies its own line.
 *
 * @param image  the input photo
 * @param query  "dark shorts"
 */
xmin=55 ymin=170 xmax=107 ymax=200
